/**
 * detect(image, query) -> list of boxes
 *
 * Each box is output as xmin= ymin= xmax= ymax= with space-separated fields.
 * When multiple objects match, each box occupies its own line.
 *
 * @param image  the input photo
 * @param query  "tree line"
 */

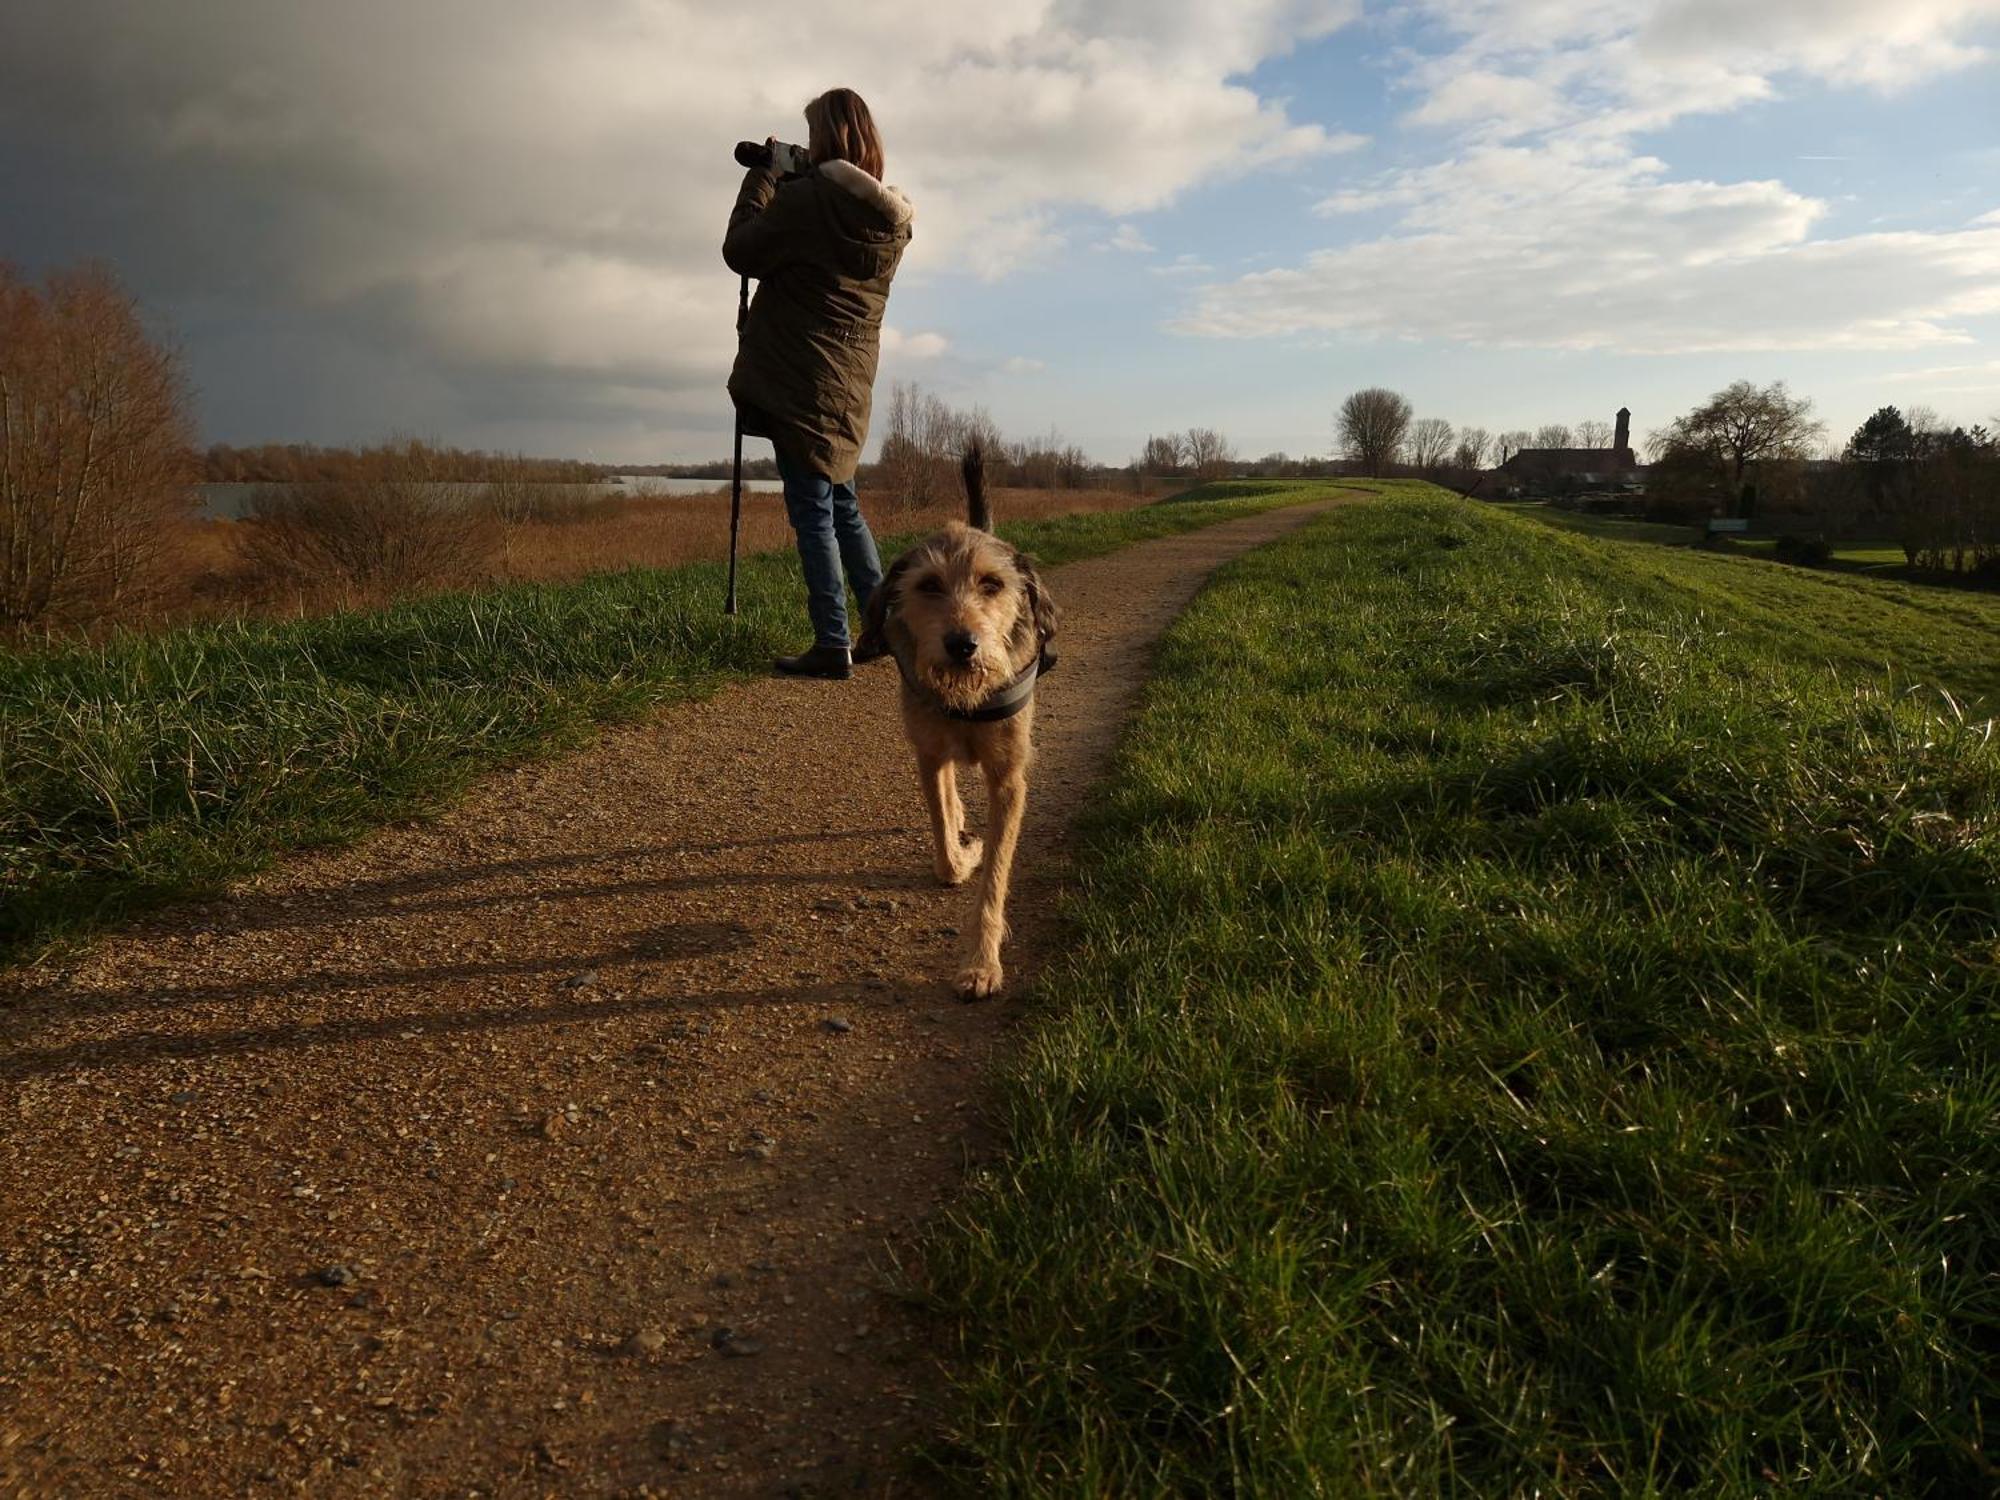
xmin=1333 ymin=378 xmax=1999 ymax=577
xmin=205 ymin=441 xmax=611 ymax=485
xmin=874 ymin=381 xmax=1118 ymax=506
xmin=1332 ymin=389 xmax=1640 ymax=481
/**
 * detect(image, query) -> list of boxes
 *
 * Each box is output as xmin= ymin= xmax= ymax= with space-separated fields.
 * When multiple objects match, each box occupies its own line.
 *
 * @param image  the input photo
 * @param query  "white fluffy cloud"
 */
xmin=880 ymin=327 xmax=952 ymax=360
xmin=1183 ymin=0 xmax=2000 ymax=354
xmin=0 ymin=0 xmax=1355 ymax=417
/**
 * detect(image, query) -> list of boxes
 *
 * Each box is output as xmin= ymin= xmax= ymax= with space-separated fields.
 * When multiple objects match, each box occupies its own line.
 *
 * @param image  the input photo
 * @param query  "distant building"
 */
xmin=1499 ymin=408 xmax=1641 ymax=492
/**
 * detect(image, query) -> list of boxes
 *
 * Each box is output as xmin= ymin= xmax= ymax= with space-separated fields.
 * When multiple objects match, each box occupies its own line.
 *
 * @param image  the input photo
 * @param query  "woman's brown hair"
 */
xmin=805 ymin=89 xmax=885 ymax=181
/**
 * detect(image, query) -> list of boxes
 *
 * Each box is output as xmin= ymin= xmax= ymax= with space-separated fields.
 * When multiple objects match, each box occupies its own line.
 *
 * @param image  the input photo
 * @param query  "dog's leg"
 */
xmin=920 ymin=755 xmax=980 ymax=886
xmin=957 ymin=763 xmax=1027 ymax=999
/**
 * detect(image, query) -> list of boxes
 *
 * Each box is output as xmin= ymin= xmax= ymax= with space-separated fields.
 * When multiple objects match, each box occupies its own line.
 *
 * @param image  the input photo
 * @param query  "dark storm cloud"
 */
xmin=0 ymin=2 xmax=1344 ymax=457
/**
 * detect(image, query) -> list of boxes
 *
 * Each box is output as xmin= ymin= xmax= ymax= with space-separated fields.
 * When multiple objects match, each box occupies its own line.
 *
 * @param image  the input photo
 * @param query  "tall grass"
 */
xmin=486 ymin=484 xmax=1168 ymax=590
xmin=926 ymin=494 xmax=2000 ymax=1495
xmin=0 ymin=481 xmax=1337 ymax=965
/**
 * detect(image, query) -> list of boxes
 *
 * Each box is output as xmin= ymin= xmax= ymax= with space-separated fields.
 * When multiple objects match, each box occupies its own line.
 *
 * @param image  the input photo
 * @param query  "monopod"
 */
xmin=724 ymin=273 xmax=749 ymax=615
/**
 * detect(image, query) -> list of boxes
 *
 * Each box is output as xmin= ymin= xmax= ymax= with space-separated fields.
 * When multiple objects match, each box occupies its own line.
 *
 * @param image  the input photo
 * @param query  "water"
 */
xmin=196 ymin=474 xmax=785 ymax=520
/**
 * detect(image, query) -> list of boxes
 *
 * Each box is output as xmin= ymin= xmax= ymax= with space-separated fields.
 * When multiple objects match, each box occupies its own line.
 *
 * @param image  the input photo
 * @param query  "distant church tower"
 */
xmin=1615 ymin=407 xmax=1631 ymax=457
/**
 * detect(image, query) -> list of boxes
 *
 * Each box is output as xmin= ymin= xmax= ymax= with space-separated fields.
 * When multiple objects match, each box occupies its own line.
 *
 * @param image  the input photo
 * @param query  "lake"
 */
xmin=196 ymin=474 xmax=786 ymax=519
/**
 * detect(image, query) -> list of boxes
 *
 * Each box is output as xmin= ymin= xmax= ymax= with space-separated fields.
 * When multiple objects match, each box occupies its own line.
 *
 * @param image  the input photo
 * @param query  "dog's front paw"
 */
xmin=955 ymin=960 xmax=1004 ymax=1000
xmin=937 ymin=837 xmax=984 ymax=886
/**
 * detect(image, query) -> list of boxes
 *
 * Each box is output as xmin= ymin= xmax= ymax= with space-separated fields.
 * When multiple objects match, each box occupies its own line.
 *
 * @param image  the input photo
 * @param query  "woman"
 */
xmin=724 ymin=88 xmax=913 ymax=679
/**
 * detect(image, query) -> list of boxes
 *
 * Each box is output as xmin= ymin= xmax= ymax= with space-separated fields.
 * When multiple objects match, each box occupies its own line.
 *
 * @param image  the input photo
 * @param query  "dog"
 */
xmin=857 ymin=443 xmax=1058 ymax=998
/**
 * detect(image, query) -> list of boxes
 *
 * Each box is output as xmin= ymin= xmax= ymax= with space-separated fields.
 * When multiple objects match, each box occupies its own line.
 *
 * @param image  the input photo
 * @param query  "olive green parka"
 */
xmin=723 ymin=158 xmax=914 ymax=485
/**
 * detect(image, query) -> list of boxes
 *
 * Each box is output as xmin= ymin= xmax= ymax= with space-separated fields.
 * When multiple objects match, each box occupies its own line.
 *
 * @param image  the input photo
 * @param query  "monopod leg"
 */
xmin=725 ymin=412 xmax=744 ymax=615
xmin=724 ymin=272 xmax=750 ymax=616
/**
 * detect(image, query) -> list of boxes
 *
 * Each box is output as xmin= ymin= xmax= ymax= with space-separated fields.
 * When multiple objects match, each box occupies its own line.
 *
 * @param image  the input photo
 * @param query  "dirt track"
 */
xmin=0 ymin=497 xmax=1344 ymax=1498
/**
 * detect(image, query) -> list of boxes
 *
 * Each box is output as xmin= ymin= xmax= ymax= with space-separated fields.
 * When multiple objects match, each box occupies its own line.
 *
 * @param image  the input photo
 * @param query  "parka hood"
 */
xmin=817 ymin=159 xmax=915 ymax=228
xmin=809 ymin=159 xmax=914 ymax=279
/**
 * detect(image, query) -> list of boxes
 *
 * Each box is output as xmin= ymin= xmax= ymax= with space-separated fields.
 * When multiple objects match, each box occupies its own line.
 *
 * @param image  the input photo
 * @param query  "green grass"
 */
xmin=1732 ymin=538 xmax=1910 ymax=569
xmin=0 ymin=481 xmax=1344 ymax=966
xmin=1504 ymin=505 xmax=2000 ymax=714
xmin=1505 ymin=503 xmax=1700 ymax=548
xmin=926 ymin=492 xmax=1999 ymax=1496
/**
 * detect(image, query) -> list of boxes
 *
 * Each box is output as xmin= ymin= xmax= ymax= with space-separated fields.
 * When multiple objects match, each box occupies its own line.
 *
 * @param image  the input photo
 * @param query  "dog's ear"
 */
xmin=1013 ymin=547 xmax=1058 ymax=660
xmin=857 ymin=553 xmax=915 ymax=657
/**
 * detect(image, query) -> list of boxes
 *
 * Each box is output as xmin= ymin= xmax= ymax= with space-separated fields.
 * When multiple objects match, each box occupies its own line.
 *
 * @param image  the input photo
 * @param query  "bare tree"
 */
xmin=1407 ymin=417 xmax=1456 ymax=474
xmin=1337 ymin=388 xmax=1413 ymax=477
xmin=1453 ymin=427 xmax=1493 ymax=470
xmin=1533 ymin=423 xmax=1574 ymax=450
xmin=878 ymin=381 xmax=977 ymax=509
xmin=0 ymin=262 xmax=199 ymax=636
xmin=1575 ymin=418 xmax=1612 ymax=449
xmin=1003 ymin=427 xmax=1093 ymax=489
xmin=1184 ymin=426 xmax=1235 ymax=478
xmin=1654 ymin=379 xmax=1826 ymax=516
xmin=1496 ymin=430 xmax=1533 ymax=465
xmin=1141 ymin=432 xmax=1188 ymax=474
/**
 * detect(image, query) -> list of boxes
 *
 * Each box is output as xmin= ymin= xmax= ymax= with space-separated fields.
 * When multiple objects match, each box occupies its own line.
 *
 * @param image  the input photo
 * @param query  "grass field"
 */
xmin=927 ymin=492 xmax=1999 ymax=1495
xmin=1731 ymin=537 xmax=1909 ymax=568
xmin=0 ymin=479 xmax=1344 ymax=967
xmin=1504 ymin=503 xmax=1701 ymax=548
xmin=1507 ymin=504 xmax=2000 ymax=714
xmin=1512 ymin=502 xmax=1918 ymax=573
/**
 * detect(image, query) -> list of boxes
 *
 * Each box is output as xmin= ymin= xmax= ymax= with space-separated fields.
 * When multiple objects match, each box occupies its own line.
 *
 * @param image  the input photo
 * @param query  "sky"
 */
xmin=3 ymin=1 xmax=1997 ymax=466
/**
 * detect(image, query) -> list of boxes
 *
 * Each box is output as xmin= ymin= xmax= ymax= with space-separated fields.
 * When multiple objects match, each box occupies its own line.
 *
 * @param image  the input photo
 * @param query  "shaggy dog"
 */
xmin=857 ymin=445 xmax=1058 ymax=998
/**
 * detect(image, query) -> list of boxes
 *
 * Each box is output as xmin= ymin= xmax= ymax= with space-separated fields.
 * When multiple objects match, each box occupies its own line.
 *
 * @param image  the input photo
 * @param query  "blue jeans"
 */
xmin=778 ymin=456 xmax=883 ymax=649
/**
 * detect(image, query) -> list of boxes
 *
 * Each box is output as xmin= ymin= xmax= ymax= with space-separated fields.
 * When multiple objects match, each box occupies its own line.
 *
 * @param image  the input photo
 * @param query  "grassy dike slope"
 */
xmin=0 ymin=482 xmax=1339 ymax=966
xmin=928 ymin=493 xmax=1999 ymax=1496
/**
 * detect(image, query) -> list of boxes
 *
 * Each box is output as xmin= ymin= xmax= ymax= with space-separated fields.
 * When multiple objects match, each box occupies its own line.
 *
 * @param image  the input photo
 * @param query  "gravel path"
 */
xmin=0 ymin=496 xmax=1348 ymax=1497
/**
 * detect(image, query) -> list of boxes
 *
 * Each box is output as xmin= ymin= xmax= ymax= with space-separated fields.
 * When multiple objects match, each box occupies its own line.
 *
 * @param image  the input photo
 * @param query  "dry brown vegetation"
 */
xmin=0 ymin=267 xmax=1167 ymax=640
xmin=0 ymin=262 xmax=200 ymax=638
xmin=490 ymin=483 xmax=1162 ymax=585
xmin=203 ymin=437 xmax=605 ymax=484
xmin=130 ymin=483 xmax=1167 ymax=629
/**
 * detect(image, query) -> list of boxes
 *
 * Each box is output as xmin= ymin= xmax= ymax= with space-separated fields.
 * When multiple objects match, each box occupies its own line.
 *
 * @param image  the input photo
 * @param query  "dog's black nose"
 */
xmin=944 ymin=630 xmax=978 ymax=662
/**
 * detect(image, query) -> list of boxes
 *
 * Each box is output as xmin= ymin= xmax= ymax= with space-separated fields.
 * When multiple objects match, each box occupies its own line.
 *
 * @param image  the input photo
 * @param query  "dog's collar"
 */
xmin=891 ymin=641 xmax=1054 ymax=723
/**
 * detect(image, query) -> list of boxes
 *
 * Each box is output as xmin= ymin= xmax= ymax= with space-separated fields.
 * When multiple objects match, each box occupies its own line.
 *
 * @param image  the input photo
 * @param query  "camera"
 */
xmin=734 ymin=139 xmax=812 ymax=177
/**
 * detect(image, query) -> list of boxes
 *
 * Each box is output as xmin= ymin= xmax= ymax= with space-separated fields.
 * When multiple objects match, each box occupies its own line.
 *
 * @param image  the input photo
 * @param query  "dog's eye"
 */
xmin=978 ymin=576 xmax=1004 ymax=595
xmin=916 ymin=577 xmax=946 ymax=595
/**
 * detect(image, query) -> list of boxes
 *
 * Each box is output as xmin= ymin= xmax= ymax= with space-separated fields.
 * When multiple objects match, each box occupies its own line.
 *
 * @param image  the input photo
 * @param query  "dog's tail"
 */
xmin=962 ymin=440 xmax=991 ymax=532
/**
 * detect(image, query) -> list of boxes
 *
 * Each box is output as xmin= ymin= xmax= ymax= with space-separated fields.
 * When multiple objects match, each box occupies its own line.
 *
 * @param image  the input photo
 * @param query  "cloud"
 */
xmin=881 ymin=326 xmax=951 ymax=360
xmin=1181 ymin=1 xmax=2000 ymax=356
xmin=1002 ymin=355 xmax=1048 ymax=374
xmin=1884 ymin=358 xmax=2000 ymax=403
xmin=1152 ymin=254 xmax=1217 ymax=276
xmin=1101 ymin=222 xmax=1156 ymax=253
xmin=1397 ymin=0 xmax=2000 ymax=140
xmin=0 ymin=0 xmax=1361 ymax=446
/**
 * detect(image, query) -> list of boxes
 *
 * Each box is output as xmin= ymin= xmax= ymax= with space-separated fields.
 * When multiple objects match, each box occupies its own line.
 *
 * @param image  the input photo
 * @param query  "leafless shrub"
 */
xmin=238 ymin=475 xmax=500 ymax=603
xmin=878 ymin=381 xmax=1005 ymax=510
xmin=479 ymin=456 xmax=600 ymax=526
xmin=0 ymin=261 xmax=200 ymax=637
xmin=1004 ymin=430 xmax=1092 ymax=488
